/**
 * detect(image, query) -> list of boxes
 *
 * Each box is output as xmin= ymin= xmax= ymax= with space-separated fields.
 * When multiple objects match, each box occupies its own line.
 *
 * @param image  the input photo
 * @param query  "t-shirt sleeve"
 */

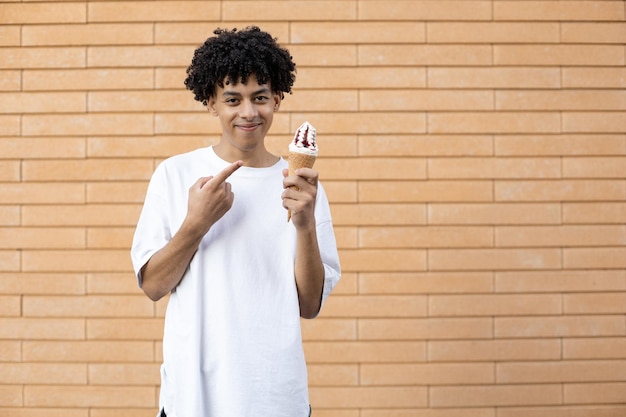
xmin=130 ymin=164 xmax=172 ymax=288
xmin=314 ymin=182 xmax=341 ymax=314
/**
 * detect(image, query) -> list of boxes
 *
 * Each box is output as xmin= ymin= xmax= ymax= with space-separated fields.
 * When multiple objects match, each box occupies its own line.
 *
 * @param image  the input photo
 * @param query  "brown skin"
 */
xmin=140 ymin=75 xmax=325 ymax=318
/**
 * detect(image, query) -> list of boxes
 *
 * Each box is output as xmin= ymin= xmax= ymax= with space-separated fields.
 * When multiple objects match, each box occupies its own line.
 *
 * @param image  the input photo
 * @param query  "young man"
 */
xmin=130 ymin=27 xmax=341 ymax=417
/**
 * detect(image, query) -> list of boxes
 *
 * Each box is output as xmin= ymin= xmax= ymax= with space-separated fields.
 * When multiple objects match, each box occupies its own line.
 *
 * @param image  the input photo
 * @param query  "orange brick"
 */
xmin=428 ymin=112 xmax=561 ymax=134
xmin=361 ymin=90 xmax=493 ymax=111
xmin=89 ymin=363 xmax=160 ymax=385
xmin=359 ymin=180 xmax=492 ymax=203
xmin=428 ymin=67 xmax=560 ymax=88
xmin=361 ymin=362 xmax=494 ymax=385
xmin=0 ymin=272 xmax=86 ymax=295
xmin=88 ymin=1 xmax=219 ymax=22
xmin=564 ymin=337 xmax=626 ymax=360
xmin=359 ymin=135 xmax=493 ymax=157
xmin=563 ymin=67 xmax=626 ymax=88
xmin=0 ymin=295 xmax=20 ymax=316
xmin=430 ymin=384 xmax=562 ymax=407
xmin=0 ymin=70 xmax=20 ymax=91
xmin=494 ymin=1 xmax=624 ymax=21
xmin=0 ymin=206 xmax=19 ymax=226
xmin=428 ymin=22 xmax=559 ymax=43
xmin=333 ymin=226 xmax=357 ymax=249
xmin=278 ymin=44 xmax=359 ymax=67
xmin=222 ymin=1 xmax=357 ymax=21
xmin=292 ymin=22 xmax=425 ymax=44
xmin=498 ymin=406 xmax=626 ymax=417
xmin=562 ymin=23 xmax=626 ymax=44
xmin=564 ymin=112 xmax=626 ymax=133
xmin=0 ymin=363 xmax=86 ymax=384
xmin=296 ymin=67 xmax=427 ymax=89
xmin=498 ymin=360 xmax=626 ymax=383
xmin=323 ymin=181 xmax=357 ymax=203
xmin=497 ymin=90 xmax=625 ymax=111
xmin=567 ymin=293 xmax=626 ymax=315
xmin=87 ymin=227 xmax=134 ymax=249
xmin=87 ymin=273 xmax=141 ymax=295
xmin=429 ymin=248 xmax=561 ymax=271
xmin=0 ymin=47 xmax=86 ymax=69
xmin=87 ymin=136 xmax=208 ymax=158
xmin=0 ymin=137 xmax=85 ymax=158
xmin=495 ymin=316 xmax=625 ymax=338
xmin=358 ymin=318 xmax=493 ymax=340
xmin=0 ymin=250 xmax=20 ymax=272
xmin=280 ymin=90 xmax=357 ymax=112
xmin=1 ymin=2 xmax=86 ymax=24
xmin=309 ymin=386 xmax=427 ymax=408
xmin=359 ymin=272 xmax=493 ymax=294
xmin=323 ymin=295 xmax=427 ymax=318
xmin=564 ymin=157 xmax=626 ymax=178
xmin=23 ymin=295 xmax=152 ymax=318
xmin=496 ymin=270 xmax=626 ymax=293
xmin=362 ymin=410 xmax=495 ymax=417
xmin=23 ymin=340 xmax=153 ymax=362
xmin=0 ymin=227 xmax=85 ymax=249
xmin=0 ymin=318 xmax=85 ymax=340
xmin=307 ymin=364 xmax=359 ymax=386
xmin=22 ymin=249 xmax=132 ymax=272
xmin=359 ymin=226 xmax=492 ymax=248
xmin=23 ymin=68 xmax=154 ymax=91
xmin=429 ymin=339 xmax=561 ymax=362
xmin=87 ymin=182 xmax=148 ymax=203
xmin=300 ymin=318 xmax=357 ymax=341
xmin=0 ymin=26 xmax=20 ymax=47
xmin=339 ymin=249 xmax=426 ymax=272
xmin=24 ymin=385 xmax=155 ymax=408
xmin=90 ymin=410 xmax=156 ymax=417
xmin=495 ymin=134 xmax=626 ymax=156
xmin=22 ymin=114 xmax=153 ymax=136
xmin=22 ymin=23 xmax=154 ymax=46
xmin=0 ymin=341 xmax=21 ymax=362
xmin=428 ymin=157 xmax=561 ymax=179
xmin=331 ymin=203 xmax=425 ymax=226
xmin=564 ymin=248 xmax=626 ymax=270
xmin=87 ymin=318 xmax=164 ymax=340
xmin=23 ymin=159 xmax=154 ymax=181
xmin=155 ymin=22 xmax=288 ymax=45
xmin=495 ymin=180 xmax=625 ymax=202
xmin=495 ymin=45 xmax=623 ymax=66
xmin=428 ymin=203 xmax=561 ymax=225
xmin=496 ymin=225 xmax=626 ymax=247
xmin=88 ymin=45 xmax=194 ymax=68
xmin=3 ymin=183 xmax=83 ymax=203
xmin=303 ymin=341 xmax=426 ymax=364
xmin=0 ymin=115 xmax=20 ymax=135
xmin=359 ymin=45 xmax=492 ymax=66
xmin=359 ymin=1 xmax=491 ymax=20
xmin=22 ymin=205 xmax=141 ymax=226
xmin=89 ymin=90 xmax=200 ymax=112
xmin=430 ymin=294 xmax=561 ymax=317
xmin=0 ymin=160 xmax=19 ymax=181
xmin=155 ymin=67 xmax=188 ymax=89
xmin=564 ymin=382 xmax=626 ymax=405
xmin=317 ymin=158 xmax=425 ymax=181
xmin=563 ymin=202 xmax=626 ymax=224
xmin=0 ymin=386 xmax=22 ymax=407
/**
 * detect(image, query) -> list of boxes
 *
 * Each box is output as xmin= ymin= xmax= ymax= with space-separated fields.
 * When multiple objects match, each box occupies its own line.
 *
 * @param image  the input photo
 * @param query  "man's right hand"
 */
xmin=185 ymin=160 xmax=243 ymax=237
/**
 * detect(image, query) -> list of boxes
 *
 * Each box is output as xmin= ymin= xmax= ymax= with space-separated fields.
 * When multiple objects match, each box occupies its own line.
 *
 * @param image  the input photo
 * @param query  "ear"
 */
xmin=273 ymin=93 xmax=282 ymax=112
xmin=207 ymin=96 xmax=218 ymax=116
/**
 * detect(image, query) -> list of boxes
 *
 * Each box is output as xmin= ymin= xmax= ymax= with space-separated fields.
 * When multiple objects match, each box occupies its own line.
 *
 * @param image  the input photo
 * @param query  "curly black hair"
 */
xmin=184 ymin=26 xmax=296 ymax=106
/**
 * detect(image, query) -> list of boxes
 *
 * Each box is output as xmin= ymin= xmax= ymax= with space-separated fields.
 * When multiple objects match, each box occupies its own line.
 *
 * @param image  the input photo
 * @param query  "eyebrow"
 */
xmin=221 ymin=87 xmax=271 ymax=98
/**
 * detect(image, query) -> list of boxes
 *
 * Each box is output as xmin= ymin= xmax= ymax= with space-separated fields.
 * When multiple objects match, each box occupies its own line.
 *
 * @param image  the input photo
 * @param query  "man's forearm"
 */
xmin=140 ymin=223 xmax=204 ymax=301
xmin=294 ymin=226 xmax=325 ymax=319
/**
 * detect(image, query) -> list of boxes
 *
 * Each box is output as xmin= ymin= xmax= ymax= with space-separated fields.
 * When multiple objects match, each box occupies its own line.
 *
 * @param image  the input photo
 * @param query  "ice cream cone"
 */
xmin=287 ymin=152 xmax=316 ymax=221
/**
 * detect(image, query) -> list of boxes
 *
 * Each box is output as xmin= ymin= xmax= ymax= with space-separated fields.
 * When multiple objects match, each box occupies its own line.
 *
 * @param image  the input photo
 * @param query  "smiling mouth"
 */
xmin=237 ymin=123 xmax=261 ymax=131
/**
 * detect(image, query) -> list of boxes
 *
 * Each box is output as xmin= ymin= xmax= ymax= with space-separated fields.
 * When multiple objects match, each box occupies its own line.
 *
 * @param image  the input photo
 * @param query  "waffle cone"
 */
xmin=287 ymin=151 xmax=317 ymax=221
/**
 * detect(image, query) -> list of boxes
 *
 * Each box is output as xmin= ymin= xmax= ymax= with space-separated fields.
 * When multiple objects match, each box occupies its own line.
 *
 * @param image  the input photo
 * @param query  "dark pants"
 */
xmin=160 ymin=405 xmax=311 ymax=416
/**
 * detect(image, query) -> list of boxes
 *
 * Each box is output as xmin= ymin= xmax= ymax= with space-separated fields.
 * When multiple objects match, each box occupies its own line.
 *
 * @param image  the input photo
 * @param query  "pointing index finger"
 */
xmin=212 ymin=160 xmax=243 ymax=185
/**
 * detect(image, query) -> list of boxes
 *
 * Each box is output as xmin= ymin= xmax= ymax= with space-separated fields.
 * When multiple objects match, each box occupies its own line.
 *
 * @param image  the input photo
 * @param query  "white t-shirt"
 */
xmin=131 ymin=147 xmax=341 ymax=417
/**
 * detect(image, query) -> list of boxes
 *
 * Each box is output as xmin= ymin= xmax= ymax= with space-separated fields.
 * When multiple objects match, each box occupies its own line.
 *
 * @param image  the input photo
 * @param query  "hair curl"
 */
xmin=184 ymin=26 xmax=296 ymax=106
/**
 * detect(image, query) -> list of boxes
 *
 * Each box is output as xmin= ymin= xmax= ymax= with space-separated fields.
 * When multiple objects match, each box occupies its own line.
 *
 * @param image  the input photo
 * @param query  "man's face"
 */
xmin=207 ymin=74 xmax=281 ymax=154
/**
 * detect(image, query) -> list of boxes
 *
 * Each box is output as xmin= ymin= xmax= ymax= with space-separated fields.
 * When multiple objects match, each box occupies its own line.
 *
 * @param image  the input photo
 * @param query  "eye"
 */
xmin=254 ymin=96 xmax=270 ymax=103
xmin=224 ymin=98 xmax=239 ymax=105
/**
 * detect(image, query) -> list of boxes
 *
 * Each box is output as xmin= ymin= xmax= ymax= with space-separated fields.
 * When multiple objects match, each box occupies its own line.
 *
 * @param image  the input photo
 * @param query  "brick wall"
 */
xmin=1 ymin=1 xmax=625 ymax=416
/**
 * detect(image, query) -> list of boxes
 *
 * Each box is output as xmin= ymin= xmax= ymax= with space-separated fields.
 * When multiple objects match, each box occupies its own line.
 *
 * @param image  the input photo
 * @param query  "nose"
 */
xmin=239 ymin=99 xmax=257 ymax=120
